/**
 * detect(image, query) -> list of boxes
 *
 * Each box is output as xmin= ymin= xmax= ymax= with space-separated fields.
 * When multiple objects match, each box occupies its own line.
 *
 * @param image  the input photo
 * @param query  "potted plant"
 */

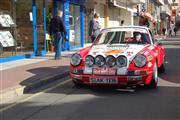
xmin=46 ymin=33 xmax=54 ymax=52
xmin=46 ymin=11 xmax=54 ymax=52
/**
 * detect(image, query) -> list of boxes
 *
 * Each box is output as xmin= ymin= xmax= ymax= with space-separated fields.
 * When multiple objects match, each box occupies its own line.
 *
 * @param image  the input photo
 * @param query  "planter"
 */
xmin=49 ymin=44 xmax=54 ymax=52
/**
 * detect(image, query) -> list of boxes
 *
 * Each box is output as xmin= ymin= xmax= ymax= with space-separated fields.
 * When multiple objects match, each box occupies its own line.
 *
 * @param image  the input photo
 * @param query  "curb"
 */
xmin=0 ymin=70 xmax=70 ymax=103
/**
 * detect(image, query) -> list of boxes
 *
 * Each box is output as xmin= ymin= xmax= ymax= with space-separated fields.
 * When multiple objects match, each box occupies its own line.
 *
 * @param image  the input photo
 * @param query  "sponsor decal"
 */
xmin=144 ymin=51 xmax=149 ymax=55
xmin=147 ymin=55 xmax=153 ymax=61
xmin=126 ymin=51 xmax=134 ymax=56
xmin=93 ymin=52 xmax=97 ymax=55
xmin=105 ymin=50 xmax=124 ymax=56
xmin=107 ymin=44 xmax=130 ymax=50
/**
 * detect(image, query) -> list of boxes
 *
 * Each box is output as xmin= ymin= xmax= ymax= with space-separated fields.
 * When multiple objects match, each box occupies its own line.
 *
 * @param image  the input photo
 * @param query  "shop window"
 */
xmin=0 ymin=0 xmax=33 ymax=58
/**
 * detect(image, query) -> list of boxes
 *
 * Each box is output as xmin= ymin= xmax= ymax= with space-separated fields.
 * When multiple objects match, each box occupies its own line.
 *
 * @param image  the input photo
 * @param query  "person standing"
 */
xmin=121 ymin=20 xmax=124 ymax=26
xmin=50 ymin=10 xmax=66 ymax=60
xmin=162 ymin=27 xmax=166 ymax=36
xmin=169 ymin=23 xmax=173 ymax=37
xmin=174 ymin=26 xmax=178 ymax=36
xmin=89 ymin=13 xmax=101 ymax=43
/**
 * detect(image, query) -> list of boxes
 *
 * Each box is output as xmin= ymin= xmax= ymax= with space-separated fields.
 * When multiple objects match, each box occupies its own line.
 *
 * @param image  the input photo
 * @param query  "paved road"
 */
xmin=1 ymin=45 xmax=180 ymax=120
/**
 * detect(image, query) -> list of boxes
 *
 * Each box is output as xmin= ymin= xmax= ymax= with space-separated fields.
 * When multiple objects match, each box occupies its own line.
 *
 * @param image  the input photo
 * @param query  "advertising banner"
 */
xmin=0 ymin=31 xmax=15 ymax=47
xmin=0 ymin=14 xmax=15 ymax=27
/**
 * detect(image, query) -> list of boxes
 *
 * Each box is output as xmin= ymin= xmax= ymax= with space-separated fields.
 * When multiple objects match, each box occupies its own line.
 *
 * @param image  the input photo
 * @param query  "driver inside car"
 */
xmin=134 ymin=32 xmax=143 ymax=44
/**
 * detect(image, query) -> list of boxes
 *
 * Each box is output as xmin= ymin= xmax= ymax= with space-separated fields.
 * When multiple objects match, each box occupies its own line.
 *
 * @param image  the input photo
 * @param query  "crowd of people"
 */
xmin=162 ymin=23 xmax=178 ymax=37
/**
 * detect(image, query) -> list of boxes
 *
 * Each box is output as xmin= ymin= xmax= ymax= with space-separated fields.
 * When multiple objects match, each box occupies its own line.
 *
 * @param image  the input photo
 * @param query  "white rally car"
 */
xmin=70 ymin=26 xmax=165 ymax=88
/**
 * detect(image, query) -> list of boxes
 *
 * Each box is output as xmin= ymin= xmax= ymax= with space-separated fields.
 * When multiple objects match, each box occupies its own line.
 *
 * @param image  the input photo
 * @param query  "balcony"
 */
xmin=130 ymin=0 xmax=146 ymax=4
xmin=113 ymin=0 xmax=145 ymax=7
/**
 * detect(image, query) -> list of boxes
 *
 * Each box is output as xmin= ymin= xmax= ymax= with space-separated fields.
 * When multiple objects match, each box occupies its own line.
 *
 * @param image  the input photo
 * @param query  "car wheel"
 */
xmin=146 ymin=62 xmax=158 ymax=89
xmin=158 ymin=63 xmax=165 ymax=73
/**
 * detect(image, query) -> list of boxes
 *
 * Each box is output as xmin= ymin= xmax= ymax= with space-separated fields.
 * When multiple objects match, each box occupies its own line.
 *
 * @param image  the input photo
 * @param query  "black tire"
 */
xmin=158 ymin=63 xmax=165 ymax=73
xmin=146 ymin=63 xmax=158 ymax=89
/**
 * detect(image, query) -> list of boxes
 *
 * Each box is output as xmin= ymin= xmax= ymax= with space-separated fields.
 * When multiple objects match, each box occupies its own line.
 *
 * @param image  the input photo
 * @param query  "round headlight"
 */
xmin=116 ymin=55 xmax=127 ymax=67
xmin=133 ymin=54 xmax=147 ymax=67
xmin=95 ymin=55 xmax=105 ymax=67
xmin=71 ymin=54 xmax=81 ymax=66
xmin=106 ymin=55 xmax=116 ymax=67
xmin=85 ymin=55 xmax=95 ymax=67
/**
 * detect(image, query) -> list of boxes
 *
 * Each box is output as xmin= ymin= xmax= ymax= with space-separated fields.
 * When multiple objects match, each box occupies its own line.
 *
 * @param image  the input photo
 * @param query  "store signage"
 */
xmin=141 ymin=4 xmax=146 ymax=12
xmin=0 ymin=31 xmax=15 ymax=47
xmin=29 ymin=12 xmax=33 ymax=21
xmin=0 ymin=14 xmax=14 ymax=27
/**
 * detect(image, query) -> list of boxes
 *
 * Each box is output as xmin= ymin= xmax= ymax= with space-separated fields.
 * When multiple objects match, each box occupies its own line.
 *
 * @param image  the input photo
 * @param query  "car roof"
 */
xmin=101 ymin=26 xmax=150 ymax=32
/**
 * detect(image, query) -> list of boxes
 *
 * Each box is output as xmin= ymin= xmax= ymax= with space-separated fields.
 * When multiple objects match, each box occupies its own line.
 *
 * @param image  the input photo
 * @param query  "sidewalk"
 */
xmin=0 ymin=43 xmax=92 ymax=103
xmin=0 ymin=51 xmax=77 ymax=103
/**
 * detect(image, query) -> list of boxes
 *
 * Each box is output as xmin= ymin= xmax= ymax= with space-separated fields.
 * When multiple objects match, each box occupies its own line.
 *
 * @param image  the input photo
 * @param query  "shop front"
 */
xmin=0 ymin=0 xmax=85 ymax=63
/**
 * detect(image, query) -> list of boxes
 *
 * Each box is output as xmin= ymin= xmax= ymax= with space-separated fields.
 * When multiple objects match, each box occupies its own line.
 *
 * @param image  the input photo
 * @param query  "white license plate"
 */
xmin=90 ymin=77 xmax=118 ymax=84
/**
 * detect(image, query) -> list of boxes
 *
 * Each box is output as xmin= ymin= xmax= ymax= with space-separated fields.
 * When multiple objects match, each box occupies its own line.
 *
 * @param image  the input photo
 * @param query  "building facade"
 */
xmin=0 ymin=0 xmax=85 ymax=63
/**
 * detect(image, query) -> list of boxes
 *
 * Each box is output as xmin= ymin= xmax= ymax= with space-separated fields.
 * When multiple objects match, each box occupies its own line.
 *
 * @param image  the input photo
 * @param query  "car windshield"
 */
xmin=94 ymin=28 xmax=151 ymax=45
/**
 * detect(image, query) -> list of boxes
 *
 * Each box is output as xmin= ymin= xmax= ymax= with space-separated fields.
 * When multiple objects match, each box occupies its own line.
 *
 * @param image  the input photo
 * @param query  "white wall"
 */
xmin=109 ymin=8 xmax=121 ymax=27
xmin=120 ymin=8 xmax=133 ymax=26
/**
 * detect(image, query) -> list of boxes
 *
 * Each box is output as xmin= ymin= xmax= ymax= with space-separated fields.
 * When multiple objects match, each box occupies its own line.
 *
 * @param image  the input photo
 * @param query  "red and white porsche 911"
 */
xmin=70 ymin=26 xmax=165 ymax=88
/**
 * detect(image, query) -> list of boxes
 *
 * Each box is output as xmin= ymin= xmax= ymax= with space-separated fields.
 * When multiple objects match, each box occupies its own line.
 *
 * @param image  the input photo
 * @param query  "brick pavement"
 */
xmin=0 ymin=57 xmax=70 ymax=91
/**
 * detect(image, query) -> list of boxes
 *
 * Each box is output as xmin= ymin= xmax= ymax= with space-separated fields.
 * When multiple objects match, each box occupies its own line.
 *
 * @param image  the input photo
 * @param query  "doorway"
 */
xmin=69 ymin=4 xmax=81 ymax=49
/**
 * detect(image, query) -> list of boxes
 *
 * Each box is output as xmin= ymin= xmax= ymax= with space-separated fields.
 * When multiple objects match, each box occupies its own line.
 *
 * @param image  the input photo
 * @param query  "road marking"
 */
xmin=116 ymin=88 xmax=135 ymax=92
xmin=0 ymin=79 xmax=71 ymax=112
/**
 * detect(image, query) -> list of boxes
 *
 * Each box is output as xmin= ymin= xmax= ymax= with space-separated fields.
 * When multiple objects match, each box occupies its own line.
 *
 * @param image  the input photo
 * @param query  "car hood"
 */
xmin=88 ymin=44 xmax=149 ymax=61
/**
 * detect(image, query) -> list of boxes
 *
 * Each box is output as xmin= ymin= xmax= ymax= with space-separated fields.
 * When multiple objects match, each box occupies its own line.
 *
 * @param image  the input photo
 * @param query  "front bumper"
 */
xmin=70 ymin=72 xmax=152 ymax=86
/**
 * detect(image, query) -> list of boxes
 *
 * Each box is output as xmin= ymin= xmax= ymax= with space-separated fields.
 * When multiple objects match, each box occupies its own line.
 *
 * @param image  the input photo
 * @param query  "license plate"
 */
xmin=90 ymin=77 xmax=118 ymax=84
xmin=93 ymin=68 xmax=116 ymax=75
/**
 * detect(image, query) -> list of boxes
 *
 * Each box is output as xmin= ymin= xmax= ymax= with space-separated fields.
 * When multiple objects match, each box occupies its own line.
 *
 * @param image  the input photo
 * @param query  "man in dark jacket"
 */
xmin=50 ymin=10 xmax=66 ymax=60
xmin=89 ymin=13 xmax=101 ymax=43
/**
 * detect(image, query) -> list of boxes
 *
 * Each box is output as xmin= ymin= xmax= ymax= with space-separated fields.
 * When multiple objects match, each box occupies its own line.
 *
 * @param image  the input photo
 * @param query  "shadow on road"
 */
xmin=2 ymin=81 xmax=180 ymax=120
xmin=20 ymin=65 xmax=69 ymax=93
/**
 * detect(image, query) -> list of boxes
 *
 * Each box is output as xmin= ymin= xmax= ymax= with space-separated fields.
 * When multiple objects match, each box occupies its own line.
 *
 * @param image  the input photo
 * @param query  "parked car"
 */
xmin=70 ymin=26 xmax=165 ymax=88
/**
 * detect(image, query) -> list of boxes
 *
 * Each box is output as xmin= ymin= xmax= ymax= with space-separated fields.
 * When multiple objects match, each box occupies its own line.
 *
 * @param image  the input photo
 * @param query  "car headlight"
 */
xmin=133 ymin=54 xmax=147 ymax=67
xmin=95 ymin=55 xmax=105 ymax=67
xmin=106 ymin=55 xmax=116 ymax=67
xmin=71 ymin=54 xmax=82 ymax=66
xmin=85 ymin=55 xmax=95 ymax=67
xmin=116 ymin=55 xmax=127 ymax=67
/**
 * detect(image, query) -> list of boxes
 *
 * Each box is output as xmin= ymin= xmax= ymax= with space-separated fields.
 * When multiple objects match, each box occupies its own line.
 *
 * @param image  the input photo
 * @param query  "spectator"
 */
xmin=174 ymin=26 xmax=178 ymax=36
xmin=162 ymin=27 xmax=166 ymax=36
xmin=121 ymin=20 xmax=124 ymax=26
xmin=49 ymin=10 xmax=66 ymax=60
xmin=89 ymin=13 xmax=101 ymax=43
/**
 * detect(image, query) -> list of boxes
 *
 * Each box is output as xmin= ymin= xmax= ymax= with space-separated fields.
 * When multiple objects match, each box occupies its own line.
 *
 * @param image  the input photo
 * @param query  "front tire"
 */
xmin=146 ymin=62 xmax=158 ymax=89
xmin=158 ymin=63 xmax=165 ymax=73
